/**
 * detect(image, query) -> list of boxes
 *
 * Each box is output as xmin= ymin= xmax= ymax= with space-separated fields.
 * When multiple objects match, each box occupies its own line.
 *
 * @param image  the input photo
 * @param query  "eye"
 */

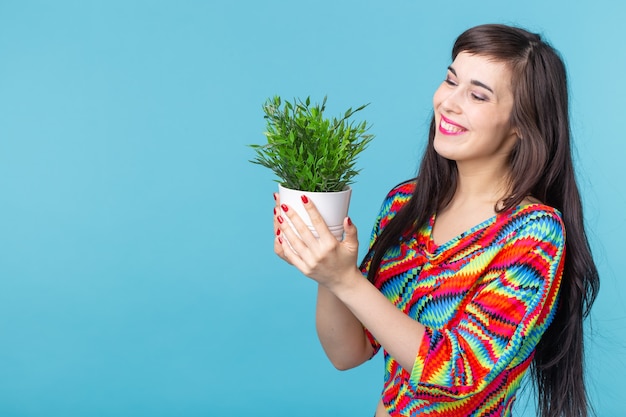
xmin=444 ymin=78 xmax=457 ymax=86
xmin=471 ymin=93 xmax=488 ymax=102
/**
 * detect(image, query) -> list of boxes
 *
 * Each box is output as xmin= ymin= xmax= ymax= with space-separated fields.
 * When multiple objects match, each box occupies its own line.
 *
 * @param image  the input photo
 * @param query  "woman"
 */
xmin=273 ymin=24 xmax=599 ymax=417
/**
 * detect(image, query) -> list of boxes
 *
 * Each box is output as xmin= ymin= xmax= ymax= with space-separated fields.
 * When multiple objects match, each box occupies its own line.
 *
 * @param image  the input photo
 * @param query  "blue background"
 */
xmin=1 ymin=1 xmax=624 ymax=416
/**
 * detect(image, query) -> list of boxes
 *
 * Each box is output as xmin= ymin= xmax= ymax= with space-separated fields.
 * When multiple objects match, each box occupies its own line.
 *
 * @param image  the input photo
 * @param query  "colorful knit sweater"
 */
xmin=362 ymin=182 xmax=565 ymax=416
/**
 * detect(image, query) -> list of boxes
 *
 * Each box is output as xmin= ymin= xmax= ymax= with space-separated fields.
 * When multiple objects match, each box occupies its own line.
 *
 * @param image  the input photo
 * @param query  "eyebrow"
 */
xmin=447 ymin=66 xmax=495 ymax=94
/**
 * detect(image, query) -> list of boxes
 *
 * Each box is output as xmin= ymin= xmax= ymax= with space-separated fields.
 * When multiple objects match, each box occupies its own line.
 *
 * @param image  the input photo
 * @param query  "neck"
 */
xmin=451 ymin=161 xmax=511 ymax=207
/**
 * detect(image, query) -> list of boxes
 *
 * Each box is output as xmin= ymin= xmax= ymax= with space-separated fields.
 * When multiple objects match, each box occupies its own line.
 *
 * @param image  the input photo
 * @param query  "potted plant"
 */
xmin=249 ymin=95 xmax=374 ymax=240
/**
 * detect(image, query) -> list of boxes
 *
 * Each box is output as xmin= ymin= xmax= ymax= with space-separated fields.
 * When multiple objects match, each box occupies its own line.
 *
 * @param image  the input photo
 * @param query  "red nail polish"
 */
xmin=276 ymin=228 xmax=281 ymax=236
xmin=273 ymin=207 xmax=277 ymax=215
xmin=273 ymin=193 xmax=277 ymax=201
xmin=281 ymin=204 xmax=288 ymax=212
xmin=278 ymin=237 xmax=283 ymax=244
xmin=347 ymin=217 xmax=352 ymax=226
xmin=277 ymin=215 xmax=284 ymax=224
xmin=301 ymin=195 xmax=309 ymax=204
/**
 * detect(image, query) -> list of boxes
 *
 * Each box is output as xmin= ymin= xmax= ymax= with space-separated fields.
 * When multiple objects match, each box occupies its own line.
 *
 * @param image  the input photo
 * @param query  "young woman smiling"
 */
xmin=272 ymin=24 xmax=599 ymax=417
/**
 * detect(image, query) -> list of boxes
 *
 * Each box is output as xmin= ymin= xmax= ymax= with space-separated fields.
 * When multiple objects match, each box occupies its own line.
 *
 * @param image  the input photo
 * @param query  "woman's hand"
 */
xmin=273 ymin=193 xmax=361 ymax=291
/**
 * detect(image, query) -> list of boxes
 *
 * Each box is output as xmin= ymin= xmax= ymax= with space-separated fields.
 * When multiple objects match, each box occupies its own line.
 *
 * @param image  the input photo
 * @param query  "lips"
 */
xmin=439 ymin=115 xmax=467 ymax=135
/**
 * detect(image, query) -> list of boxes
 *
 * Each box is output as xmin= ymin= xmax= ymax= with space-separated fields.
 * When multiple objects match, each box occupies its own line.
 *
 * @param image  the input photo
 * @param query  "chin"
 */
xmin=432 ymin=136 xmax=459 ymax=161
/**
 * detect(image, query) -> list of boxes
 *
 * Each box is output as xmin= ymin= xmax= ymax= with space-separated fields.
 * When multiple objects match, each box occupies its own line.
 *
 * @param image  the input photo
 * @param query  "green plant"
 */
xmin=249 ymin=96 xmax=374 ymax=192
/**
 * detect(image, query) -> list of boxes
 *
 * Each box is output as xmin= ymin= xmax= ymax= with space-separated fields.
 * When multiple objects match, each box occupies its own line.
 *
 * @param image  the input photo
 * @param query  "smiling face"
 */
xmin=432 ymin=52 xmax=518 ymax=171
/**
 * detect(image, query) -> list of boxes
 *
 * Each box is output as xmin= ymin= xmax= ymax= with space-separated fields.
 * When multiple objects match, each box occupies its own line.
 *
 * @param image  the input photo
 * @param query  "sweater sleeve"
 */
xmin=360 ymin=182 xmax=416 ymax=356
xmin=408 ymin=210 xmax=565 ymax=399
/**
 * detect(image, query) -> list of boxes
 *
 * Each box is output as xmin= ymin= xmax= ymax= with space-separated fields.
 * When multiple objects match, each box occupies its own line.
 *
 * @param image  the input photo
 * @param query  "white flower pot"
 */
xmin=278 ymin=184 xmax=352 ymax=240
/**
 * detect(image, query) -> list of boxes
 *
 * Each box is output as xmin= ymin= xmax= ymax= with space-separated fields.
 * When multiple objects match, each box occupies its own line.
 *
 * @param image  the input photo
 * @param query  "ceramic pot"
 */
xmin=278 ymin=184 xmax=352 ymax=240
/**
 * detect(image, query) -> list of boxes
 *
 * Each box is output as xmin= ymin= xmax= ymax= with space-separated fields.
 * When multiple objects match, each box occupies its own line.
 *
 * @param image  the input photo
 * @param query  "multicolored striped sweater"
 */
xmin=362 ymin=182 xmax=565 ymax=416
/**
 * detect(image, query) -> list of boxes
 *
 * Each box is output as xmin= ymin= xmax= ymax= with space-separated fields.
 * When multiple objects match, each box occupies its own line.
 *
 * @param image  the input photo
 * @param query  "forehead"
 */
xmin=450 ymin=52 xmax=513 ymax=92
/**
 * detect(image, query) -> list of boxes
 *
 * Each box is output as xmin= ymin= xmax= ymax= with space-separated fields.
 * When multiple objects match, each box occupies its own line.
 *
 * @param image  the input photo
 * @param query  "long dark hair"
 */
xmin=364 ymin=24 xmax=599 ymax=417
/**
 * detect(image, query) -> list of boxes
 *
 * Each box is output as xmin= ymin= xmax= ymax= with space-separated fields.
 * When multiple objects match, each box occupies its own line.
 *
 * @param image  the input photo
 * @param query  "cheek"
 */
xmin=487 ymin=116 xmax=514 ymax=137
xmin=432 ymin=85 xmax=445 ymax=111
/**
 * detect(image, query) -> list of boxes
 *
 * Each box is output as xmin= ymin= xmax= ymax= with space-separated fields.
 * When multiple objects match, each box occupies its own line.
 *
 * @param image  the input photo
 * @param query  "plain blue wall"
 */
xmin=1 ymin=1 xmax=624 ymax=416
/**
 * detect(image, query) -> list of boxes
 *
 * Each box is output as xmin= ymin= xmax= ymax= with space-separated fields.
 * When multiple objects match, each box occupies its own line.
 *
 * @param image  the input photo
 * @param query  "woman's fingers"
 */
xmin=299 ymin=194 xmax=335 ymax=242
xmin=275 ymin=203 xmax=314 ymax=257
xmin=273 ymin=193 xmax=293 ymax=263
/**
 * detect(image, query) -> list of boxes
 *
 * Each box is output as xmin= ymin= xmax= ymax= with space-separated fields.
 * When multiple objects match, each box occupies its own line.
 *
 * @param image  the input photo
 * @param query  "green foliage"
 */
xmin=249 ymin=96 xmax=374 ymax=192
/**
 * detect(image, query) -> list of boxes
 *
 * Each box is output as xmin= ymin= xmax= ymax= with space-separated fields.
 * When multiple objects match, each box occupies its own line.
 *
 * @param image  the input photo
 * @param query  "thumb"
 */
xmin=342 ymin=216 xmax=359 ymax=249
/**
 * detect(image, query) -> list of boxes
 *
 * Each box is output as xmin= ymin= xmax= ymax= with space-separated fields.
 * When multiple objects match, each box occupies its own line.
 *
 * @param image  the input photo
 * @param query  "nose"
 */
xmin=440 ymin=88 xmax=462 ymax=114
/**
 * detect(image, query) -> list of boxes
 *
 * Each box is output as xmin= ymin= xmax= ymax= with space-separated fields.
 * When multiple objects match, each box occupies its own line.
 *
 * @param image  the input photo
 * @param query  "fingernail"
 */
xmin=273 ymin=193 xmax=277 ymax=201
xmin=276 ymin=228 xmax=281 ymax=236
xmin=281 ymin=204 xmax=288 ymax=212
xmin=278 ymin=237 xmax=283 ymax=244
xmin=277 ymin=215 xmax=284 ymax=224
xmin=347 ymin=217 xmax=352 ymax=226
xmin=301 ymin=195 xmax=309 ymax=204
xmin=273 ymin=207 xmax=277 ymax=215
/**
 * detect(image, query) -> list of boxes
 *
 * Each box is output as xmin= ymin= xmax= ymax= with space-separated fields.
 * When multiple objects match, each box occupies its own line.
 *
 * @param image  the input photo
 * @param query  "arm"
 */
xmin=403 ymin=211 xmax=565 ymax=398
xmin=315 ymin=285 xmax=373 ymax=370
xmin=321 ymin=265 xmax=426 ymax=372
xmin=273 ymin=193 xmax=374 ymax=369
xmin=275 ymin=195 xmax=425 ymax=372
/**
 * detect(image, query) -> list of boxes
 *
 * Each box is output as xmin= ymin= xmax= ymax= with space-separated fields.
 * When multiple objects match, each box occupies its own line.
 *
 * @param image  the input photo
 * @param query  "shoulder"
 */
xmin=376 ymin=180 xmax=416 ymax=225
xmin=500 ymin=204 xmax=565 ymax=247
xmin=512 ymin=204 xmax=563 ymax=228
xmin=382 ymin=179 xmax=416 ymax=209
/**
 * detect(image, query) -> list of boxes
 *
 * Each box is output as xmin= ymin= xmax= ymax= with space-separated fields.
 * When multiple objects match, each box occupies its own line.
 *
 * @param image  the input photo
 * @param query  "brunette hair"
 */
xmin=364 ymin=24 xmax=599 ymax=417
